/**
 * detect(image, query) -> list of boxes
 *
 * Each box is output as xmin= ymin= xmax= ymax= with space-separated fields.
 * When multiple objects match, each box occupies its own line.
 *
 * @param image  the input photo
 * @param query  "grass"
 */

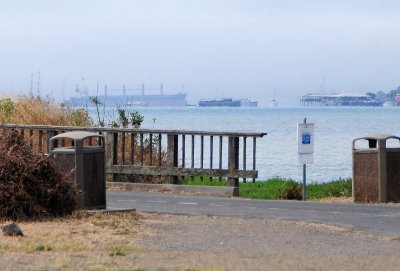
xmin=107 ymin=245 xmax=127 ymax=256
xmin=0 ymin=211 xmax=142 ymax=254
xmin=240 ymin=177 xmax=352 ymax=200
xmin=183 ymin=177 xmax=228 ymax=186
xmin=0 ymin=96 xmax=92 ymax=126
xmin=0 ymin=211 xmax=177 ymax=270
xmin=183 ymin=176 xmax=352 ymax=200
xmin=240 ymin=178 xmax=293 ymax=199
xmin=307 ymin=178 xmax=352 ymax=199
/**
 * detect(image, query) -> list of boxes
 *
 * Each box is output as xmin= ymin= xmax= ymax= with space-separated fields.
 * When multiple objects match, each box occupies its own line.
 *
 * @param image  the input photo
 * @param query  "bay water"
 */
xmin=92 ymin=106 xmax=400 ymax=183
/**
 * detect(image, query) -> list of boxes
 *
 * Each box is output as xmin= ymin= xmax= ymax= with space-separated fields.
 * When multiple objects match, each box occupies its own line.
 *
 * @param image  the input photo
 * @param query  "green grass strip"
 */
xmin=183 ymin=176 xmax=352 ymax=200
xmin=183 ymin=177 xmax=228 ymax=186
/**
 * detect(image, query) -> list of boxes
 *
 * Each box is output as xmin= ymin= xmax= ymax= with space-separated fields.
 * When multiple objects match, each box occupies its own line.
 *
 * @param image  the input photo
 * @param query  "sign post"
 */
xmin=297 ymin=118 xmax=314 ymax=201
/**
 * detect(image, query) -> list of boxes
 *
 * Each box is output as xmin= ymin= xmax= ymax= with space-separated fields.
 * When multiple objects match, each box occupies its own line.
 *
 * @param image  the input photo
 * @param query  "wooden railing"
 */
xmin=0 ymin=124 xmax=266 ymax=195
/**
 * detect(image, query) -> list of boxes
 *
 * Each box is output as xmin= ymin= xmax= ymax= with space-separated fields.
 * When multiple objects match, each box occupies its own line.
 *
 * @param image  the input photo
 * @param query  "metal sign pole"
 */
xmin=302 ymin=118 xmax=307 ymax=201
xmin=297 ymin=117 xmax=313 ymax=202
xmin=303 ymin=163 xmax=307 ymax=201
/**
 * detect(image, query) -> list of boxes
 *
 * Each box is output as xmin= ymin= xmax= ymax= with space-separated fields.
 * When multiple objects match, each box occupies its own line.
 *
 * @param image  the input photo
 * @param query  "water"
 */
xmin=91 ymin=106 xmax=400 ymax=183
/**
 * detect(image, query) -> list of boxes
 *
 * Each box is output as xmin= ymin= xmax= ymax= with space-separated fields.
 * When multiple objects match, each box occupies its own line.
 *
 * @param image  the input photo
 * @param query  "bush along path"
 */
xmin=0 ymin=130 xmax=78 ymax=220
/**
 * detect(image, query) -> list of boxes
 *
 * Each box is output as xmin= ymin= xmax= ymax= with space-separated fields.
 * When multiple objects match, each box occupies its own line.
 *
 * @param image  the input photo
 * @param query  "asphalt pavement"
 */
xmin=107 ymin=191 xmax=400 ymax=237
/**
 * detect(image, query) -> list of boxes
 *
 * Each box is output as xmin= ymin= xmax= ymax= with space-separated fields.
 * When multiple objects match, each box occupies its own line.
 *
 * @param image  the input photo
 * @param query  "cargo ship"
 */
xmin=68 ymin=84 xmax=187 ymax=107
xmin=198 ymin=98 xmax=240 ymax=107
xmin=198 ymin=98 xmax=258 ymax=107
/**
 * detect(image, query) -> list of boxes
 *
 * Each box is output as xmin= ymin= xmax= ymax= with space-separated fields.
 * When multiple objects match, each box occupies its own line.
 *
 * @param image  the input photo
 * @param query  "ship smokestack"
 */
xmin=160 ymin=84 xmax=164 ymax=95
xmin=123 ymin=84 xmax=126 ymax=96
xmin=141 ymin=84 xmax=145 ymax=97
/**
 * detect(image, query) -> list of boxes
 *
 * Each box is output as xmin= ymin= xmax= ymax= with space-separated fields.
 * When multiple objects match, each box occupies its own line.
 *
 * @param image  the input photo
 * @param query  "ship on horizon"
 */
xmin=198 ymin=98 xmax=258 ymax=107
xmin=68 ymin=84 xmax=187 ymax=107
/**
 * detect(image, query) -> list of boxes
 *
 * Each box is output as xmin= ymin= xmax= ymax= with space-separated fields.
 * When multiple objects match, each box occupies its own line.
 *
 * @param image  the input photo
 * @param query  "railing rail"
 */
xmin=0 ymin=124 xmax=267 ymax=196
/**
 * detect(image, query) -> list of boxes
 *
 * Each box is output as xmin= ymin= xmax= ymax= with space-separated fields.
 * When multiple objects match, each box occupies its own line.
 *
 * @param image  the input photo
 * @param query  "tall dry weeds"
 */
xmin=0 ymin=96 xmax=92 ymax=126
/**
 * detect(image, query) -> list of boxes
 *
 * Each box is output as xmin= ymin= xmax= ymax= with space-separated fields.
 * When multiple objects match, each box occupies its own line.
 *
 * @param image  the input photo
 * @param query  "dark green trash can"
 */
xmin=50 ymin=131 xmax=106 ymax=209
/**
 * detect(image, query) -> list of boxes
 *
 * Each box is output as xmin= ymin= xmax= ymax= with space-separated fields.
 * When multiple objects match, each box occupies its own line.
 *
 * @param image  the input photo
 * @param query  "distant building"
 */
xmin=300 ymin=93 xmax=383 ymax=107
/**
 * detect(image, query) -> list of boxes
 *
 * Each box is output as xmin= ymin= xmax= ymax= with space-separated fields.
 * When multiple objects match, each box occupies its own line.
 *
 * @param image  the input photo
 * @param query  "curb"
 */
xmin=106 ymin=182 xmax=235 ymax=197
xmin=85 ymin=208 xmax=136 ymax=214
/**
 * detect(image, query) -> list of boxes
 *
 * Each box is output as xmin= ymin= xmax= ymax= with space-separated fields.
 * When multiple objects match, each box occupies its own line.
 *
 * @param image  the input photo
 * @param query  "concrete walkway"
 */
xmin=107 ymin=191 xmax=400 ymax=237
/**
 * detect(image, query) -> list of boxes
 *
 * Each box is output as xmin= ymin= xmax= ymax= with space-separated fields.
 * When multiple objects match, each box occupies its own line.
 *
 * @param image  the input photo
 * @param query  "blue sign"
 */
xmin=302 ymin=133 xmax=311 ymax=144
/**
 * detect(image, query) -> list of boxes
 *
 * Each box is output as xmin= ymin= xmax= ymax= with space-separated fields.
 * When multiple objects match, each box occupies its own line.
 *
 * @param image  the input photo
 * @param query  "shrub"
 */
xmin=0 ymin=130 xmax=78 ymax=220
xmin=0 ymin=98 xmax=14 ymax=123
xmin=278 ymin=180 xmax=303 ymax=200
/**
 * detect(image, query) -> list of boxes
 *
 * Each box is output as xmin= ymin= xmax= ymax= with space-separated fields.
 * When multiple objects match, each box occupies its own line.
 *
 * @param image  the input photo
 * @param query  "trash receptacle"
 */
xmin=50 ymin=131 xmax=106 ymax=209
xmin=353 ymin=133 xmax=400 ymax=203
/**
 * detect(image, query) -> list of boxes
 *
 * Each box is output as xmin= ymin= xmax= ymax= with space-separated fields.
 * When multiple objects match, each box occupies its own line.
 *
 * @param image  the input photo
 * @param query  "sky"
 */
xmin=1 ymin=0 xmax=400 ymax=106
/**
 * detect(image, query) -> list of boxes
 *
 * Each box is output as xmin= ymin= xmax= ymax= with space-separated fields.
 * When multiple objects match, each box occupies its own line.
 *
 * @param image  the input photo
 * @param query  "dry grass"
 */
xmin=314 ymin=197 xmax=353 ymax=203
xmin=0 ymin=211 xmax=231 ymax=270
xmin=0 ymin=96 xmax=91 ymax=126
xmin=0 ymin=211 xmax=142 ymax=253
xmin=0 ymin=211 xmax=146 ymax=270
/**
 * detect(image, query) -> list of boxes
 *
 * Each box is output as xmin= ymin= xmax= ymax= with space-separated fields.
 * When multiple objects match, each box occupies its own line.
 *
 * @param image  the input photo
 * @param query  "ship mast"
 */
xmin=29 ymin=73 xmax=34 ymax=96
xmin=37 ymin=70 xmax=41 ymax=97
xmin=141 ymin=84 xmax=145 ymax=102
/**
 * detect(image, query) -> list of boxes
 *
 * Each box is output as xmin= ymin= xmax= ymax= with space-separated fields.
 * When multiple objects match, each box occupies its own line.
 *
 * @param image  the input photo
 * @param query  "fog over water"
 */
xmin=1 ymin=1 xmax=400 ymax=106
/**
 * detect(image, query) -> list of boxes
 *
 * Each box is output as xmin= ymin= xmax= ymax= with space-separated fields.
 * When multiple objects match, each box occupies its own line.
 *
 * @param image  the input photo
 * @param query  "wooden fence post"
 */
xmin=167 ymin=134 xmax=179 ymax=184
xmin=47 ymin=130 xmax=57 ymax=154
xmin=105 ymin=132 xmax=118 ymax=182
xmin=228 ymin=136 xmax=239 ymax=196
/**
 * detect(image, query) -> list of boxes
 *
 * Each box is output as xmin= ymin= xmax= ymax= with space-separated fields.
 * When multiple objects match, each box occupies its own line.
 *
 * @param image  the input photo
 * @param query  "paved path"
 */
xmin=107 ymin=191 xmax=400 ymax=236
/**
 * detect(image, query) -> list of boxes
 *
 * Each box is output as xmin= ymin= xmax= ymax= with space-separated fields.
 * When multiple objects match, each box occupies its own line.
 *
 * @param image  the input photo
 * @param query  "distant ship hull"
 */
xmin=198 ymin=98 xmax=258 ymax=107
xmin=198 ymin=98 xmax=241 ymax=107
xmin=240 ymin=99 xmax=258 ymax=107
xmin=383 ymin=101 xmax=396 ymax=107
xmin=68 ymin=93 xmax=187 ymax=107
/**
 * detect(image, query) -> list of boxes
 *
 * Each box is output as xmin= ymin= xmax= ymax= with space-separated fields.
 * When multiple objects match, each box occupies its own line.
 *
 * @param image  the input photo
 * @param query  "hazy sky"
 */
xmin=1 ymin=0 xmax=400 ymax=106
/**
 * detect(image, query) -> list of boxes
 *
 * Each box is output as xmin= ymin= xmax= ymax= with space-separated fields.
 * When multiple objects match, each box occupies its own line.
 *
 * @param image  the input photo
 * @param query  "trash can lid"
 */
xmin=51 ymin=131 xmax=103 ymax=141
xmin=353 ymin=133 xmax=400 ymax=141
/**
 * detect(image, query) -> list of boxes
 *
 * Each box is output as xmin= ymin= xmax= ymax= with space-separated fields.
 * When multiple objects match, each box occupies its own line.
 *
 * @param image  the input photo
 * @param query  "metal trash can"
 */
xmin=353 ymin=134 xmax=400 ymax=203
xmin=50 ymin=131 xmax=106 ymax=209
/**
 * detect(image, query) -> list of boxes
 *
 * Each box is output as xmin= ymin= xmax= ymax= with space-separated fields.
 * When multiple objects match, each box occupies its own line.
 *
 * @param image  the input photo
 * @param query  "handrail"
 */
xmin=0 ymin=124 xmax=267 ymax=137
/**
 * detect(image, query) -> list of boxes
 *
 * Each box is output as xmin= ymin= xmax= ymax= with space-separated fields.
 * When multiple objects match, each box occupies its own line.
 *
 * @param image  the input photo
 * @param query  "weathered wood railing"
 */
xmin=0 ymin=124 xmax=266 ymax=195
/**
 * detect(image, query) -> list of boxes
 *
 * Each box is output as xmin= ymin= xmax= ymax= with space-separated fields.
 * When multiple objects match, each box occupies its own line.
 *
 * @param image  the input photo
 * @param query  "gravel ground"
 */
xmin=1 ymin=212 xmax=400 ymax=271
xmin=135 ymin=213 xmax=400 ymax=270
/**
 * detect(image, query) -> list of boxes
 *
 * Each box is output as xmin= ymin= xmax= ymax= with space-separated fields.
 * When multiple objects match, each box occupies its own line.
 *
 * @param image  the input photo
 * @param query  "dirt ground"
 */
xmin=1 ymin=211 xmax=400 ymax=271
